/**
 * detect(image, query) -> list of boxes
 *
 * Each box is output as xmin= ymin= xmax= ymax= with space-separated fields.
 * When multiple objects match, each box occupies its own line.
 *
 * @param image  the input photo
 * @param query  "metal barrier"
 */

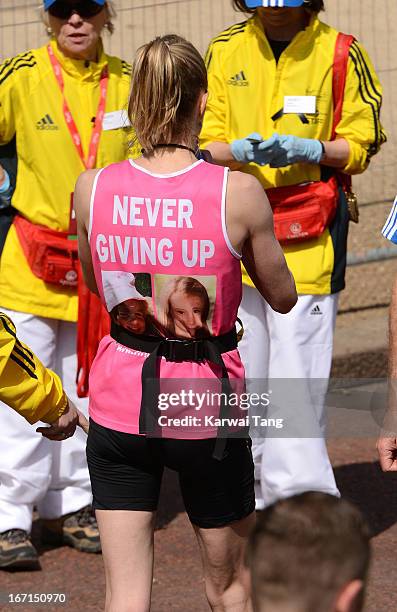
xmin=347 ymin=246 xmax=397 ymax=267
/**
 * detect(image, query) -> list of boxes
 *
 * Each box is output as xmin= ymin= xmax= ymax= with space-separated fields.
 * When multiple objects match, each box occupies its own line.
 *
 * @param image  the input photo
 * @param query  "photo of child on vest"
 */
xmin=115 ymin=299 xmax=149 ymax=335
xmin=102 ymin=271 xmax=216 ymax=339
xmin=102 ymin=271 xmax=156 ymax=335
xmin=155 ymin=275 xmax=216 ymax=339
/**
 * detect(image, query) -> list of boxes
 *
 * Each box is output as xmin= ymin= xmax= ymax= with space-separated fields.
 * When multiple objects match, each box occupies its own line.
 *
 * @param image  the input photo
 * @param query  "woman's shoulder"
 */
xmin=228 ymin=169 xmax=262 ymax=194
xmin=75 ymin=168 xmax=102 ymax=197
xmin=78 ymin=160 xmax=131 ymax=185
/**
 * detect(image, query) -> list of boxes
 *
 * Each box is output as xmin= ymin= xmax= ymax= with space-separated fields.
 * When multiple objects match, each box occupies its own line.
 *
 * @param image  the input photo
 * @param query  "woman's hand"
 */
xmin=36 ymin=398 xmax=89 ymax=441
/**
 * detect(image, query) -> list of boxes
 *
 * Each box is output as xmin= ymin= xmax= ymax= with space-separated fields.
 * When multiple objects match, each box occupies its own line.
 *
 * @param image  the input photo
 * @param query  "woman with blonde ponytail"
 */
xmin=74 ymin=34 xmax=296 ymax=611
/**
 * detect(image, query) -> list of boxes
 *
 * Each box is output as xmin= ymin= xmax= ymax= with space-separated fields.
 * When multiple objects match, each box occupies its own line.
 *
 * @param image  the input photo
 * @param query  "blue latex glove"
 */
xmin=257 ymin=133 xmax=323 ymax=167
xmin=230 ymin=132 xmax=269 ymax=164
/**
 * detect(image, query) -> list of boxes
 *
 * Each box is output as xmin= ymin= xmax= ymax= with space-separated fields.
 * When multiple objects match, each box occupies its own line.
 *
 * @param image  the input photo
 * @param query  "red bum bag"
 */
xmin=13 ymin=214 xmax=79 ymax=287
xmin=267 ymin=176 xmax=338 ymax=243
xmin=14 ymin=213 xmax=110 ymax=397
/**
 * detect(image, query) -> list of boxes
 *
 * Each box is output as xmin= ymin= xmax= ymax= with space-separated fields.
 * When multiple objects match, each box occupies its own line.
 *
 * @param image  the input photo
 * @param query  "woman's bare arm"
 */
xmin=204 ymin=142 xmax=242 ymax=169
xmin=320 ymin=138 xmax=350 ymax=168
xmin=226 ymin=171 xmax=297 ymax=313
xmin=74 ymin=170 xmax=101 ymax=295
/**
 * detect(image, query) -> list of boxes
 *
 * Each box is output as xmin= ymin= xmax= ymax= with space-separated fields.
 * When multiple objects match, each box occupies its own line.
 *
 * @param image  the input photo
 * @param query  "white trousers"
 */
xmin=0 ymin=308 xmax=91 ymax=533
xmin=238 ymin=286 xmax=340 ymax=509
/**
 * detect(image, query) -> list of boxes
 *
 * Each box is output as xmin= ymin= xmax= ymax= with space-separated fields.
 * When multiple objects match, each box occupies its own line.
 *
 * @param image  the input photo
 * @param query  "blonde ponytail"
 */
xmin=128 ymin=35 xmax=207 ymax=153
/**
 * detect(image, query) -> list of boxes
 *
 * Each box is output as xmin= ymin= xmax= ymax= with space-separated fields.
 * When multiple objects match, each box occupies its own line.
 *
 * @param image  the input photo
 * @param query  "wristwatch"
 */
xmin=319 ymin=141 xmax=326 ymax=162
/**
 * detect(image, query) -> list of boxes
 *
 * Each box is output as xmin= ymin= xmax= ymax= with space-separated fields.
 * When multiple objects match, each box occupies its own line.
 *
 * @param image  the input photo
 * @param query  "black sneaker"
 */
xmin=0 ymin=529 xmax=40 ymax=570
xmin=41 ymin=506 xmax=101 ymax=553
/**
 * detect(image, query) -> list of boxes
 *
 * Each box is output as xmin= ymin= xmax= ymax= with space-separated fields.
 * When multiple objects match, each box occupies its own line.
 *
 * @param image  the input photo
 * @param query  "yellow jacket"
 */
xmin=201 ymin=15 xmax=386 ymax=294
xmin=0 ymin=39 xmax=137 ymax=321
xmin=0 ymin=312 xmax=67 ymax=424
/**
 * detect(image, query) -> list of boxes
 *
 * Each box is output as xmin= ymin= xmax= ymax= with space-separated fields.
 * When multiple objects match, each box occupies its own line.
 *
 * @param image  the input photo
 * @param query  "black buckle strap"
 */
xmin=110 ymin=321 xmax=237 ymax=358
xmin=110 ymin=321 xmax=240 ymax=460
xmin=163 ymin=338 xmax=205 ymax=363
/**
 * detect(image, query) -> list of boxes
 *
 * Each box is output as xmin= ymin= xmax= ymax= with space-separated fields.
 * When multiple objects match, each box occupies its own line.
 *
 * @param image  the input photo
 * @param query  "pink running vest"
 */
xmin=88 ymin=158 xmax=244 ymax=437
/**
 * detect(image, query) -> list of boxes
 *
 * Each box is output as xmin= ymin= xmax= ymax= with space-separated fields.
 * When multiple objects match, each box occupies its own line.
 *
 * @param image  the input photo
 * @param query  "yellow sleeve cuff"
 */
xmin=342 ymin=139 xmax=369 ymax=175
xmin=38 ymin=392 xmax=69 ymax=425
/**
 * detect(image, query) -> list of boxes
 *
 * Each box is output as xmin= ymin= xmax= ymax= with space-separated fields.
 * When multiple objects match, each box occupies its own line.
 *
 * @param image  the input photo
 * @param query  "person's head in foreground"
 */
xmin=246 ymin=492 xmax=370 ymax=612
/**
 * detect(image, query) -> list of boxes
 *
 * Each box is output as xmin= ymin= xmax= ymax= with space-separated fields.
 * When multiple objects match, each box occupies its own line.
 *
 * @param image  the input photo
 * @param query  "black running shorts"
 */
xmin=86 ymin=419 xmax=255 ymax=528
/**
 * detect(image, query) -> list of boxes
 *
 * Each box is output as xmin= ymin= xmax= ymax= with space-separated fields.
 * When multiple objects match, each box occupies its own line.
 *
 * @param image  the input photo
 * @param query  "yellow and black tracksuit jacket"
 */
xmin=200 ymin=15 xmax=386 ymax=294
xmin=0 ymin=312 xmax=67 ymax=424
xmin=0 ymin=39 xmax=138 ymax=321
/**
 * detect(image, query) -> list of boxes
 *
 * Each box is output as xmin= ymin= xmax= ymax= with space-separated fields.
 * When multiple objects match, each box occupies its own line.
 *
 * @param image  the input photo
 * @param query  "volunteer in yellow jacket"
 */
xmin=0 ymin=311 xmax=89 ymax=569
xmin=0 ymin=0 xmax=136 ymax=570
xmin=201 ymin=0 xmax=386 ymax=508
xmin=0 ymin=312 xmax=88 ymax=437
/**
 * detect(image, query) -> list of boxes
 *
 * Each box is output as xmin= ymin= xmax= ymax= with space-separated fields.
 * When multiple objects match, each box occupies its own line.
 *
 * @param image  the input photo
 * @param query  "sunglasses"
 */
xmin=48 ymin=1 xmax=104 ymax=20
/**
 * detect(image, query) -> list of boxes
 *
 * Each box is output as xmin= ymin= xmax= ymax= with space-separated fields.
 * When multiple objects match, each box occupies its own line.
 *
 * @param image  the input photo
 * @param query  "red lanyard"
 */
xmin=47 ymin=44 xmax=109 ymax=169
